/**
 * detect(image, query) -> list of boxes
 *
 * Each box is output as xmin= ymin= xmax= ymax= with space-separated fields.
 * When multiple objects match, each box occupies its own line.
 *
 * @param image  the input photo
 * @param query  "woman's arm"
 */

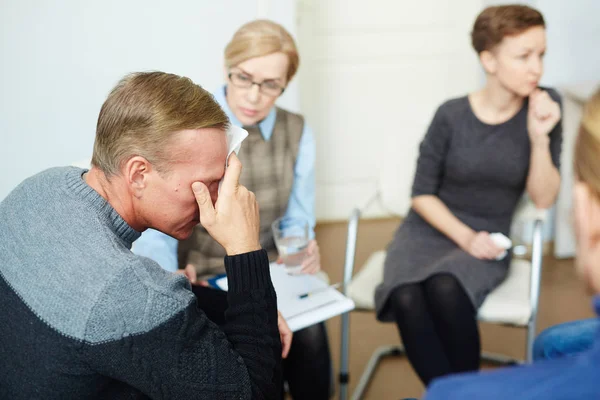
xmin=283 ymin=124 xmax=322 ymax=273
xmin=412 ymin=195 xmax=502 ymax=259
xmin=132 ymin=229 xmax=179 ymax=272
xmin=412 ymin=195 xmax=475 ymax=249
xmin=284 ymin=124 xmax=316 ymax=238
xmin=526 ymin=139 xmax=560 ymax=208
xmin=411 ymin=103 xmax=502 ymax=260
xmin=526 ymin=89 xmax=562 ymax=209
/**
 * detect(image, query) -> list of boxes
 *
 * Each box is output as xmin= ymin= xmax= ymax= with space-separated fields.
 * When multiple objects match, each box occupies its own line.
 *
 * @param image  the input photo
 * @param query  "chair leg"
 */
xmin=526 ymin=320 xmax=535 ymax=363
xmin=339 ymin=311 xmax=351 ymax=400
xmin=351 ymin=345 xmax=405 ymax=400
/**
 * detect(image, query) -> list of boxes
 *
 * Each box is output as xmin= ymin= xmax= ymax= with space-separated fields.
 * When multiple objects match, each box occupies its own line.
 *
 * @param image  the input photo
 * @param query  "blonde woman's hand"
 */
xmin=174 ymin=263 xmax=197 ymax=284
xmin=301 ymin=240 xmax=321 ymax=274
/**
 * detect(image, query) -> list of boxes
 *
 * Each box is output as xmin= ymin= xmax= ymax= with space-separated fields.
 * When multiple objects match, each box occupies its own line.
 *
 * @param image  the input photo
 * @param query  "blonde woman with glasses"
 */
xmin=135 ymin=20 xmax=332 ymax=399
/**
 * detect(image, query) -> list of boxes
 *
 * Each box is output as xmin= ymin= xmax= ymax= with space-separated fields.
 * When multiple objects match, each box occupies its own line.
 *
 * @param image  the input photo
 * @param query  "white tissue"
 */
xmin=218 ymin=125 xmax=248 ymax=194
xmin=225 ymin=125 xmax=249 ymax=161
xmin=489 ymin=232 xmax=512 ymax=260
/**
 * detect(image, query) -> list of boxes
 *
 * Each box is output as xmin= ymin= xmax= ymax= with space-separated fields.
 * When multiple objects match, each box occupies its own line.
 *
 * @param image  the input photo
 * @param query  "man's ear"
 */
xmin=479 ymin=50 xmax=497 ymax=75
xmin=123 ymin=156 xmax=151 ymax=198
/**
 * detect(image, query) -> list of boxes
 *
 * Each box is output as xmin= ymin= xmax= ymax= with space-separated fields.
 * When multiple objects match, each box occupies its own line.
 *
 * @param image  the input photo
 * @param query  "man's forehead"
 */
xmin=162 ymin=128 xmax=226 ymax=170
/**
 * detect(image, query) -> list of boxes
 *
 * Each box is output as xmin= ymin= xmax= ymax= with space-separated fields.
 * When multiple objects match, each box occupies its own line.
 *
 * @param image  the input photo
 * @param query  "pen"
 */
xmin=298 ymin=283 xmax=341 ymax=299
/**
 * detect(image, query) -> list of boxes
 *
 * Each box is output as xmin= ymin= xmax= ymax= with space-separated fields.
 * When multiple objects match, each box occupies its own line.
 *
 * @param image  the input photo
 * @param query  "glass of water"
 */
xmin=271 ymin=217 xmax=309 ymax=275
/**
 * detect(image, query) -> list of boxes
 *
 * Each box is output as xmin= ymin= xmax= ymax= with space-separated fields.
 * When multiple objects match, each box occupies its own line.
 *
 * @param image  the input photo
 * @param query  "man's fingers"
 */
xmin=192 ymin=182 xmax=216 ymax=227
xmin=278 ymin=312 xmax=293 ymax=358
xmin=282 ymin=331 xmax=292 ymax=358
xmin=220 ymin=153 xmax=243 ymax=195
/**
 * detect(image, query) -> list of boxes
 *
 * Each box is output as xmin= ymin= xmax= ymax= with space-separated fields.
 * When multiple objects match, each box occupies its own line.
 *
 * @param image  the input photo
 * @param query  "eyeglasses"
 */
xmin=228 ymin=71 xmax=285 ymax=97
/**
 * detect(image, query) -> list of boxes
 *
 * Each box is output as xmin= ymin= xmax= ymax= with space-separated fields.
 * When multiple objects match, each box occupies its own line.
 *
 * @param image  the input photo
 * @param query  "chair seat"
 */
xmin=478 ymin=258 xmax=532 ymax=325
xmin=347 ymin=251 xmax=386 ymax=310
xmin=347 ymin=250 xmax=532 ymax=326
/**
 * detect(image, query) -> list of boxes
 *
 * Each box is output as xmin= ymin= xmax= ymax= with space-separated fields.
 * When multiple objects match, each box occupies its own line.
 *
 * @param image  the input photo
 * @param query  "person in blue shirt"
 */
xmin=134 ymin=20 xmax=331 ymax=400
xmin=533 ymin=318 xmax=600 ymax=361
xmin=425 ymin=89 xmax=600 ymax=399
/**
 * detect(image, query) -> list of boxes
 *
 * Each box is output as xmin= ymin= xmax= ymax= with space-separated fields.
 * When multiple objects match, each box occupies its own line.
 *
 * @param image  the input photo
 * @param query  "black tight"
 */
xmin=283 ymin=322 xmax=331 ymax=399
xmin=192 ymin=285 xmax=331 ymax=399
xmin=388 ymin=273 xmax=480 ymax=386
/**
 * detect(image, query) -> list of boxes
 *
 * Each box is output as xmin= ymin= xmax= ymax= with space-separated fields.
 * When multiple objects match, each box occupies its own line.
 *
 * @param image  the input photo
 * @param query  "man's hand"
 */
xmin=278 ymin=311 xmax=293 ymax=358
xmin=192 ymin=153 xmax=261 ymax=256
xmin=301 ymin=239 xmax=321 ymax=274
xmin=528 ymin=89 xmax=561 ymax=145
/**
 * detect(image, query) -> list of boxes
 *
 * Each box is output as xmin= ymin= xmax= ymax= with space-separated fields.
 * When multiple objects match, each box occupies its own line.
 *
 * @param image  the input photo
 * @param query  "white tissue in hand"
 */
xmin=218 ymin=125 xmax=249 ymax=194
xmin=489 ymin=232 xmax=512 ymax=260
xmin=225 ymin=125 xmax=248 ymax=161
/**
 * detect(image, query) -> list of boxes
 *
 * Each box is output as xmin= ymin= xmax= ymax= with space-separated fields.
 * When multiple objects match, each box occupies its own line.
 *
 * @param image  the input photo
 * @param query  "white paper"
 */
xmin=215 ymin=263 xmax=355 ymax=332
xmin=218 ymin=125 xmax=248 ymax=194
xmin=490 ymin=232 xmax=513 ymax=260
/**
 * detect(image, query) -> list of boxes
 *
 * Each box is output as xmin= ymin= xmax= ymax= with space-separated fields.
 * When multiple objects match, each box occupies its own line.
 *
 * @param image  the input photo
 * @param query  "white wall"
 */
xmin=483 ymin=0 xmax=600 ymax=87
xmin=299 ymin=0 xmax=600 ymax=222
xmin=298 ymin=0 xmax=484 ymax=220
xmin=0 ymin=0 xmax=297 ymax=201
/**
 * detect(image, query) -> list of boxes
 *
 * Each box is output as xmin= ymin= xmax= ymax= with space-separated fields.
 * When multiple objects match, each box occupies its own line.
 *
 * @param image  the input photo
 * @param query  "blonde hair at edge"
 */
xmin=224 ymin=19 xmax=300 ymax=82
xmin=574 ymin=89 xmax=600 ymax=201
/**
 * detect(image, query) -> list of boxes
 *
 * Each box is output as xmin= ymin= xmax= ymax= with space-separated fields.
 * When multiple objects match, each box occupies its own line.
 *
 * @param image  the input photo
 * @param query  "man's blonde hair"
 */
xmin=91 ymin=71 xmax=229 ymax=176
xmin=224 ymin=19 xmax=300 ymax=83
xmin=575 ymin=89 xmax=600 ymax=201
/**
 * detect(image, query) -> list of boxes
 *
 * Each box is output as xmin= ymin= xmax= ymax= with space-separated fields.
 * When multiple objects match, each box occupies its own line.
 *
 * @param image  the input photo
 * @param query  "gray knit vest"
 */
xmin=178 ymin=107 xmax=305 ymax=276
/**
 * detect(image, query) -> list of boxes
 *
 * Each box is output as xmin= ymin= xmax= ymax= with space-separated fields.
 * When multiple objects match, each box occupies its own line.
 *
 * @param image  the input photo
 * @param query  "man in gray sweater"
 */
xmin=0 ymin=72 xmax=283 ymax=399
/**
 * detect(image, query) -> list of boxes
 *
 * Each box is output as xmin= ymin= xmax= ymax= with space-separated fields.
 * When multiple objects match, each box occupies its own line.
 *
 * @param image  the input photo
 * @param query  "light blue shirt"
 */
xmin=133 ymin=86 xmax=316 ymax=272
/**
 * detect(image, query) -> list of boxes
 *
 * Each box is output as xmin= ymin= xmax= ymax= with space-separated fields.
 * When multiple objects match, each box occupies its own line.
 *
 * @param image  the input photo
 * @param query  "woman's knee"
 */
xmin=424 ymin=274 xmax=474 ymax=315
xmin=291 ymin=322 xmax=330 ymax=357
xmin=389 ymin=283 xmax=425 ymax=314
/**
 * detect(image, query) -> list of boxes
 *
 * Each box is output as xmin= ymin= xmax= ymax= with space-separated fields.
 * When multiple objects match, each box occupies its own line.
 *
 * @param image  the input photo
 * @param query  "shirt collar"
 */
xmin=213 ymin=85 xmax=277 ymax=141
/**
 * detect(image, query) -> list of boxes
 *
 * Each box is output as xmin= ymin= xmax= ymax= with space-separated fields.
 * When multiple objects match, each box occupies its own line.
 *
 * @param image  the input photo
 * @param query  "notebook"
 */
xmin=211 ymin=263 xmax=355 ymax=332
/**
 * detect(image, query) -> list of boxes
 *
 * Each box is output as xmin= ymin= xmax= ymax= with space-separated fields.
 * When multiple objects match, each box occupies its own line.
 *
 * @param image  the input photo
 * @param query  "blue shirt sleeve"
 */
xmin=284 ymin=123 xmax=316 ymax=239
xmin=132 ymin=229 xmax=179 ymax=272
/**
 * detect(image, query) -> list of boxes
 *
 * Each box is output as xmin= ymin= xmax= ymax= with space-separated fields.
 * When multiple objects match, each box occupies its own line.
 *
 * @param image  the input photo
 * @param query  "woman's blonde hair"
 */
xmin=574 ymin=88 xmax=600 ymax=200
xmin=224 ymin=19 xmax=300 ymax=83
xmin=91 ymin=71 xmax=228 ymax=177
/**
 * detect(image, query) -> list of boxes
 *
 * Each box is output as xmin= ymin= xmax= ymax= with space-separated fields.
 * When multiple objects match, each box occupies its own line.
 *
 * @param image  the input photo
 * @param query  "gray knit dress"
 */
xmin=375 ymin=91 xmax=562 ymax=322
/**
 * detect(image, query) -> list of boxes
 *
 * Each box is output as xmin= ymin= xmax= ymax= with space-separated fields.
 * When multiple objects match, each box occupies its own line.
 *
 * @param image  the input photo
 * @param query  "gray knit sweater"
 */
xmin=0 ymin=167 xmax=281 ymax=399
